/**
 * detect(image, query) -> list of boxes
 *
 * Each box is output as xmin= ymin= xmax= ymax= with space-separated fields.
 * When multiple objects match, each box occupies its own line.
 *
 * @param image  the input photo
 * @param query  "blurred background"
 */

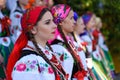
xmin=54 ymin=0 xmax=120 ymax=75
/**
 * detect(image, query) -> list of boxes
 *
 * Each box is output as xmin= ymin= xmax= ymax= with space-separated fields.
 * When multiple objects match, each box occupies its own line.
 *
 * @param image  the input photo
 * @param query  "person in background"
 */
xmin=73 ymin=12 xmax=97 ymax=80
xmin=50 ymin=4 xmax=88 ymax=80
xmin=7 ymin=6 xmax=69 ymax=80
xmin=81 ymin=12 xmax=111 ymax=80
xmin=94 ymin=17 xmax=115 ymax=79
xmin=0 ymin=0 xmax=13 ymax=79
xmin=9 ymin=0 xmax=29 ymax=44
xmin=46 ymin=0 xmax=54 ymax=9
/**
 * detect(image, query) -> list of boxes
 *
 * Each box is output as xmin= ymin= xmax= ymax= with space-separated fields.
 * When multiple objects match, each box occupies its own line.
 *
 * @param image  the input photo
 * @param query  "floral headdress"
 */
xmin=51 ymin=4 xmax=71 ymax=24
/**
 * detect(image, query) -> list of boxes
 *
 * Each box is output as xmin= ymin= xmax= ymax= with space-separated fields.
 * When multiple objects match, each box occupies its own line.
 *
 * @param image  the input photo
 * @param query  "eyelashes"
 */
xmin=45 ymin=21 xmax=50 ymax=24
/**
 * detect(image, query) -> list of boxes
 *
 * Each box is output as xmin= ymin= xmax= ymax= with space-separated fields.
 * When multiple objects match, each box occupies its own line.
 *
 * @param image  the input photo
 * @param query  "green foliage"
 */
xmin=67 ymin=0 xmax=120 ymax=54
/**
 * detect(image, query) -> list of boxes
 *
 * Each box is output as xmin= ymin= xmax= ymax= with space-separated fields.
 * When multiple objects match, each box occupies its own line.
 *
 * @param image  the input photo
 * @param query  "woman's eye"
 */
xmin=45 ymin=21 xmax=50 ymax=24
xmin=70 ymin=16 xmax=73 ymax=19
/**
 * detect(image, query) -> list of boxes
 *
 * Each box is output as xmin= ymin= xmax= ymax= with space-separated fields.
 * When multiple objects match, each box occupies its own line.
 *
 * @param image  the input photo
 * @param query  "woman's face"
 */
xmin=34 ymin=0 xmax=46 ymax=6
xmin=48 ymin=0 xmax=54 ymax=8
xmin=61 ymin=10 xmax=75 ymax=35
xmin=86 ymin=15 xmax=96 ymax=30
xmin=19 ymin=0 xmax=29 ymax=6
xmin=0 ymin=0 xmax=6 ymax=8
xmin=75 ymin=17 xmax=85 ymax=34
xmin=34 ymin=11 xmax=57 ymax=42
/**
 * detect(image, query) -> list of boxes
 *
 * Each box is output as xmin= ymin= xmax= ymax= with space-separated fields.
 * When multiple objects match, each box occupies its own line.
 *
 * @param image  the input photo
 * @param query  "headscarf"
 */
xmin=51 ymin=4 xmax=71 ymax=24
xmin=73 ymin=11 xmax=79 ymax=22
xmin=82 ymin=12 xmax=93 ymax=25
xmin=6 ymin=6 xmax=46 ymax=80
xmin=48 ymin=4 xmax=71 ymax=43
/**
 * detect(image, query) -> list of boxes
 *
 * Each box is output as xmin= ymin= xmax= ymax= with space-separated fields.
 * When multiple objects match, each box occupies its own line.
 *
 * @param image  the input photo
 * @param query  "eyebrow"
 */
xmin=44 ymin=18 xmax=54 ymax=23
xmin=42 ymin=19 xmax=50 ymax=23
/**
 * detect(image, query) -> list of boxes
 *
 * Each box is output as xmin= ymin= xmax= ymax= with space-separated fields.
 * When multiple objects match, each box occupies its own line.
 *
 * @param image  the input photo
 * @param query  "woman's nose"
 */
xmin=53 ymin=22 xmax=57 ymax=28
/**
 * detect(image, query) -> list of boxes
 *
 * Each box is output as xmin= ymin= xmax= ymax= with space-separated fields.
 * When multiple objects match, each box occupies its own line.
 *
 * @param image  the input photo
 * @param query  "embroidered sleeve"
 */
xmin=51 ymin=44 xmax=74 ymax=80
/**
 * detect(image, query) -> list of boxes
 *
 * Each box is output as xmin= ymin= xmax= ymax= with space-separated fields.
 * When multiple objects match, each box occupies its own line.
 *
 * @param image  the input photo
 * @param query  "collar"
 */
xmin=23 ymin=41 xmax=52 ymax=59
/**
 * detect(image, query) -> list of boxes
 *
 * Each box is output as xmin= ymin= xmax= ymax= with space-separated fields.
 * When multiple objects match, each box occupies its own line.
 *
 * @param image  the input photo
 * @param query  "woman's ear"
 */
xmin=31 ymin=26 xmax=37 ymax=35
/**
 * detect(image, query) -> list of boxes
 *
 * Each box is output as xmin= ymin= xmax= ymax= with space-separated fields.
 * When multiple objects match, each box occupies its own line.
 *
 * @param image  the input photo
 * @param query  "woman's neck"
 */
xmin=35 ymin=38 xmax=47 ymax=49
xmin=62 ymin=29 xmax=69 ymax=37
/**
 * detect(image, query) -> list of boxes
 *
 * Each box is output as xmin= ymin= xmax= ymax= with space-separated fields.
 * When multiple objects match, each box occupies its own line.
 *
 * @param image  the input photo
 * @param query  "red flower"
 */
xmin=15 ymin=14 xmax=20 ymax=18
xmin=45 ymin=50 xmax=49 ymax=55
xmin=60 ymin=54 xmax=64 ymax=61
xmin=0 ymin=16 xmax=11 ymax=35
xmin=81 ymin=42 xmax=88 ymax=46
xmin=77 ymin=47 xmax=83 ymax=51
xmin=3 ymin=38 xmax=7 ymax=42
xmin=16 ymin=63 xmax=26 ymax=71
xmin=56 ymin=74 xmax=61 ymax=80
xmin=48 ymin=67 xmax=54 ymax=74
xmin=74 ymin=70 xmax=87 ymax=80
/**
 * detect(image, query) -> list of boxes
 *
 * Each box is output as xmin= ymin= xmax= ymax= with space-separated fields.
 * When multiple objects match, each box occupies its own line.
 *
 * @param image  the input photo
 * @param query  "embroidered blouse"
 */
xmin=12 ymin=41 xmax=56 ymax=80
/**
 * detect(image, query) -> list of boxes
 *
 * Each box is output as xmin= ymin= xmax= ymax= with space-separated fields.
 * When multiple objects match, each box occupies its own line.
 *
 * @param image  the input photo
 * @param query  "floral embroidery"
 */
xmin=39 ymin=63 xmax=54 ymax=74
xmin=15 ymin=14 xmax=21 ymax=18
xmin=3 ymin=37 xmax=8 ymax=43
xmin=57 ymin=52 xmax=69 ymax=61
xmin=48 ymin=67 xmax=54 ymax=74
xmin=40 ymin=63 xmax=53 ymax=74
xmin=45 ymin=50 xmax=49 ymax=55
xmin=39 ymin=66 xmax=45 ymax=72
xmin=14 ymin=60 xmax=38 ymax=72
xmin=16 ymin=63 xmax=26 ymax=71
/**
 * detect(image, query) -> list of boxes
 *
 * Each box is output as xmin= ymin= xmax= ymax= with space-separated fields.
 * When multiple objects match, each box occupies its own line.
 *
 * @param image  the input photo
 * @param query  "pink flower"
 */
xmin=45 ymin=50 xmax=49 ymax=55
xmin=16 ymin=63 xmax=26 ymax=71
xmin=48 ymin=67 xmax=54 ymax=74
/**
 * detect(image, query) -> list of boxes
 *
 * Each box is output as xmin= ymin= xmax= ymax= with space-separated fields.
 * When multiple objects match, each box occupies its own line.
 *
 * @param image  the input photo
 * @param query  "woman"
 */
xmin=7 ymin=6 xmax=68 ymax=80
xmin=94 ymin=17 xmax=115 ymax=78
xmin=9 ymin=0 xmax=29 ymax=44
xmin=81 ymin=12 xmax=110 ymax=80
xmin=50 ymin=4 xmax=88 ymax=80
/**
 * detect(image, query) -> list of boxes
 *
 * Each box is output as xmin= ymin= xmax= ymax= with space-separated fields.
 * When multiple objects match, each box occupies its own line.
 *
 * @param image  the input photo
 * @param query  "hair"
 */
xmin=7 ymin=7 xmax=59 ymax=80
xmin=24 ymin=8 xmax=60 ymax=78
xmin=57 ymin=25 xmax=83 ymax=71
xmin=27 ymin=31 xmax=57 ymax=77
xmin=26 ymin=8 xmax=67 ymax=79
xmin=95 ymin=17 xmax=101 ymax=28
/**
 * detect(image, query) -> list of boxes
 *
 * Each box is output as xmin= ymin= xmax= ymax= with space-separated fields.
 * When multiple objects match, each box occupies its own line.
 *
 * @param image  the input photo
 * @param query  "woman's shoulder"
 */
xmin=12 ymin=50 xmax=55 ymax=80
xmin=13 ymin=50 xmax=45 ymax=72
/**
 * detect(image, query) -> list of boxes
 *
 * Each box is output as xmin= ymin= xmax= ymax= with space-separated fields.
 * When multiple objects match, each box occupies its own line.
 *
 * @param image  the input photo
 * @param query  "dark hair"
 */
xmin=27 ymin=8 xmax=50 ymax=40
xmin=35 ymin=8 xmax=50 ymax=25
xmin=57 ymin=25 xmax=83 ymax=71
xmin=26 ymin=8 xmax=68 ymax=79
xmin=6 ymin=7 xmax=55 ymax=80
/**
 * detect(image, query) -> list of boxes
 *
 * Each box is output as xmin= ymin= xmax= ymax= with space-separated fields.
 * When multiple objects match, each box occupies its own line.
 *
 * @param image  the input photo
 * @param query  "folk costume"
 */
xmin=10 ymin=1 xmax=26 ymax=43
xmin=7 ymin=6 xmax=68 ymax=80
xmin=0 ymin=9 xmax=13 ymax=79
xmin=81 ymin=12 xmax=110 ymax=80
xmin=51 ymin=4 xmax=88 ymax=80
xmin=93 ymin=28 xmax=115 ymax=78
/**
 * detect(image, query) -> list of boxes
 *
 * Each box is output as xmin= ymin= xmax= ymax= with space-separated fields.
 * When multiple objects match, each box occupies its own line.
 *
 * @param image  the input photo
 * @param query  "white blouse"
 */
xmin=12 ymin=41 xmax=55 ymax=80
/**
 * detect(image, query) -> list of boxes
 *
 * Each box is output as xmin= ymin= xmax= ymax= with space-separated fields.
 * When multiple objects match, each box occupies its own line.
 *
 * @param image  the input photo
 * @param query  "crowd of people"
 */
xmin=0 ymin=0 xmax=115 ymax=80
